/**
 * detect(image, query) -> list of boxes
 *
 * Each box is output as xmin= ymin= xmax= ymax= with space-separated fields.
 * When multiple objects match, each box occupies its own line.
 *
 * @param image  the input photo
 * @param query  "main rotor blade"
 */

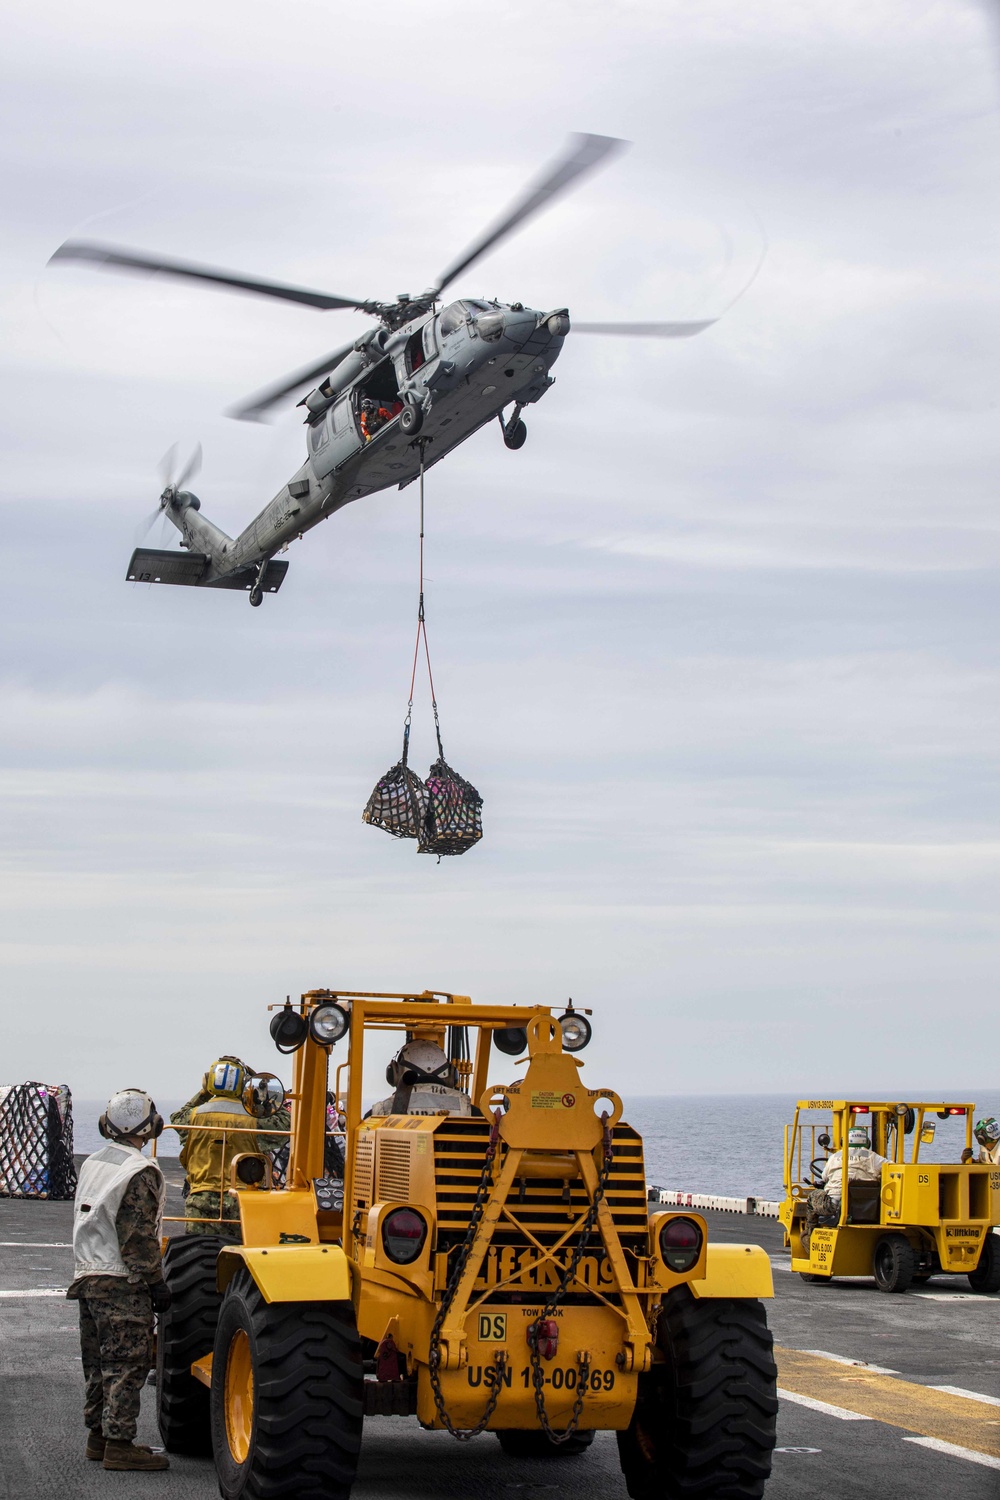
xmin=431 ymin=133 xmax=627 ymax=297
xmin=227 ymin=341 xmax=358 ymax=422
xmin=572 ymin=319 xmax=717 ymax=338
xmin=49 ymin=240 xmax=368 ymax=313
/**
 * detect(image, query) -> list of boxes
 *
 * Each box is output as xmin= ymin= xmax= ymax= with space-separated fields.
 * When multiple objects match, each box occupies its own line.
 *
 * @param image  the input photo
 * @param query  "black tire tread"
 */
xmin=157 ymin=1235 xmax=226 ymax=1454
xmin=617 ymin=1288 xmax=777 ymax=1500
xmin=873 ymin=1234 xmax=915 ymax=1294
xmin=969 ymin=1234 xmax=1000 ymax=1294
xmin=211 ymin=1267 xmax=363 ymax=1500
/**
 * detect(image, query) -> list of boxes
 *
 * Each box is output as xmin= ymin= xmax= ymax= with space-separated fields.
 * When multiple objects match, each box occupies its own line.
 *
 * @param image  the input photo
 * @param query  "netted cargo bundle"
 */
xmin=362 ymin=759 xmax=429 ymax=840
xmin=0 ymin=1083 xmax=77 ymax=1200
xmin=418 ymin=758 xmax=483 ymax=857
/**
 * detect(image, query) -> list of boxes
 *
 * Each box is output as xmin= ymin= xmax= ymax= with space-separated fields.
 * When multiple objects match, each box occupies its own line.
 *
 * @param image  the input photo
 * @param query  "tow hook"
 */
xmin=527 ymin=1318 xmax=559 ymax=1360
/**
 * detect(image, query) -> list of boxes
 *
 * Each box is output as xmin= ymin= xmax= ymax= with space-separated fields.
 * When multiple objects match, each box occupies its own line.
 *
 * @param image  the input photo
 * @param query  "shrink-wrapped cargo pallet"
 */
xmin=0 ymin=1082 xmax=77 ymax=1200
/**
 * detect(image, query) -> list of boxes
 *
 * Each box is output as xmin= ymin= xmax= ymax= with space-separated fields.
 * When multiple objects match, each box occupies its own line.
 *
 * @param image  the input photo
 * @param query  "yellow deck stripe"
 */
xmin=775 ymin=1348 xmax=1000 ymax=1459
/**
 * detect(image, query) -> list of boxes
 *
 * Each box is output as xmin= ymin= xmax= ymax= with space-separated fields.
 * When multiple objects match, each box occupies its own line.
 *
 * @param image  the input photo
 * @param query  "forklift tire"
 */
xmin=873 ymin=1234 xmax=915 ymax=1293
xmin=617 ymin=1287 xmax=777 ymax=1500
xmin=210 ymin=1267 xmax=363 ymax=1500
xmin=968 ymin=1234 xmax=1000 ymax=1294
xmin=496 ymin=1429 xmax=595 ymax=1457
xmin=156 ymin=1235 xmax=226 ymax=1454
xmin=799 ymin=1273 xmax=832 ymax=1284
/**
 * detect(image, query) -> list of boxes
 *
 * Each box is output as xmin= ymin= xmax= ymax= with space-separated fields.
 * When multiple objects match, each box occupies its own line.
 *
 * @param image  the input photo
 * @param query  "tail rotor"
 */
xmin=136 ymin=443 xmax=202 ymax=545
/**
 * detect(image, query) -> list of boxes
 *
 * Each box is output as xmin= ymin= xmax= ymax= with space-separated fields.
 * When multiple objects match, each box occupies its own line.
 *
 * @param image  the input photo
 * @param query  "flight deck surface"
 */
xmin=2 ymin=1169 xmax=997 ymax=1499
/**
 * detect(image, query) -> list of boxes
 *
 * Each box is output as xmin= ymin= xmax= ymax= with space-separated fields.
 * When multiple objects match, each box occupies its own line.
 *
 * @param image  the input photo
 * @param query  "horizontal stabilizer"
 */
xmin=126 ymin=550 xmax=289 ymax=594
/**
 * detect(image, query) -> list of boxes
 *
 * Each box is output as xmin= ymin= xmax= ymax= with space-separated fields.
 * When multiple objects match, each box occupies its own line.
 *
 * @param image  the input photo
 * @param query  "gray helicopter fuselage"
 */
xmin=166 ymin=300 xmax=567 ymax=589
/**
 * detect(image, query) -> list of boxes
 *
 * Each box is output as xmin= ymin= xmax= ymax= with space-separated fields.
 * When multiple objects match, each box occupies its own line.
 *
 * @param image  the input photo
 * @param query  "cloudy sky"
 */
xmin=3 ymin=0 xmax=1000 ymax=1104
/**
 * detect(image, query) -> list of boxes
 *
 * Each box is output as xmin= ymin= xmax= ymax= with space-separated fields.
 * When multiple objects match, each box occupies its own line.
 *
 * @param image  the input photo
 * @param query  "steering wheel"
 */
xmin=802 ymin=1156 xmax=827 ymax=1188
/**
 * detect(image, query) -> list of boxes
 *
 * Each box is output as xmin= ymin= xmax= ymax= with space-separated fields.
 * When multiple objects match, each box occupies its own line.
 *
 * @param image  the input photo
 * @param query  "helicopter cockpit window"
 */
xmin=439 ymin=300 xmax=492 ymax=337
xmin=309 ymin=416 xmax=329 ymax=450
xmin=439 ymin=302 xmax=467 ymax=337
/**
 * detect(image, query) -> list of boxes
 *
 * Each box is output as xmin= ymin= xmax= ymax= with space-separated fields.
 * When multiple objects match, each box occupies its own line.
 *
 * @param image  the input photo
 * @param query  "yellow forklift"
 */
xmin=155 ymin=989 xmax=778 ymax=1499
xmin=779 ymin=1098 xmax=1000 ymax=1292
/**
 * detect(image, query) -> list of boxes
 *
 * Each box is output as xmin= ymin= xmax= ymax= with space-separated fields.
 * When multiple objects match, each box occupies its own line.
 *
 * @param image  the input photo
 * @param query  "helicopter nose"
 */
xmin=539 ymin=308 xmax=570 ymax=338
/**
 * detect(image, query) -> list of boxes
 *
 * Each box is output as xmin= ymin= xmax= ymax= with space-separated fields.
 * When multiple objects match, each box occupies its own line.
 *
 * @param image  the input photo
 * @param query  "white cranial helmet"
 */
xmin=848 ymin=1126 xmax=870 ymax=1148
xmin=100 ymin=1089 xmax=163 ymax=1143
xmin=386 ymin=1040 xmax=453 ymax=1088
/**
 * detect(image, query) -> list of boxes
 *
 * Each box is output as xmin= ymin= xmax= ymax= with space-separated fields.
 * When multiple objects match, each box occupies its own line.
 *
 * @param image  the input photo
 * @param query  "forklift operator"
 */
xmin=962 ymin=1116 xmax=1000 ymax=1165
xmin=369 ymin=1039 xmax=472 ymax=1117
xmin=805 ymin=1126 xmax=888 ymax=1240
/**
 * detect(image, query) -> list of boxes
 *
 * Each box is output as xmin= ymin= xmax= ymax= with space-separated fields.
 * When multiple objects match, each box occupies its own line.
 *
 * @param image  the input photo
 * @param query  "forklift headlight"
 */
xmin=659 ymin=1216 xmax=703 ymax=1273
xmin=309 ymin=1003 xmax=350 ymax=1047
xmin=559 ymin=1011 xmax=592 ymax=1052
xmin=270 ymin=1002 xmax=309 ymax=1054
xmin=382 ymin=1208 xmax=427 ymax=1264
xmin=493 ymin=1026 xmax=528 ymax=1057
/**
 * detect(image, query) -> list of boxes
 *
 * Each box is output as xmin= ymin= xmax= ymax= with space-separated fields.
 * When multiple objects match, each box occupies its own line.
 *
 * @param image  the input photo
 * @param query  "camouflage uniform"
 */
xmin=67 ymin=1167 xmax=162 ymax=1442
xmin=182 ymin=1188 xmax=243 ymax=1240
xmin=803 ymin=1188 xmax=838 ymax=1238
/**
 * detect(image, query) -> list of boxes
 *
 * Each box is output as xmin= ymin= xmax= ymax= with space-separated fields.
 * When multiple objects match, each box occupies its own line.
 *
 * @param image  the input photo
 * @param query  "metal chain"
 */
xmin=527 ymin=1113 xmax=615 ymax=1445
xmin=428 ymin=1108 xmax=504 ymax=1439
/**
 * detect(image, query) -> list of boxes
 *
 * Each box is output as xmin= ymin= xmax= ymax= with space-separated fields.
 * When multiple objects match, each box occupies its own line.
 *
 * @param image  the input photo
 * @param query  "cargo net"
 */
xmin=0 ymin=1083 xmax=77 ymax=1200
xmin=362 ymin=759 xmax=429 ymax=841
xmin=420 ymin=757 xmax=483 ymax=857
xmin=362 ymin=444 xmax=482 ymax=858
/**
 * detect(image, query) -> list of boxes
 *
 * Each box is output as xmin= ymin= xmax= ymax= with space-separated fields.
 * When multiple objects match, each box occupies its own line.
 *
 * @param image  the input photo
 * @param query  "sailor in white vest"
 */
xmin=66 ymin=1089 xmax=171 ymax=1472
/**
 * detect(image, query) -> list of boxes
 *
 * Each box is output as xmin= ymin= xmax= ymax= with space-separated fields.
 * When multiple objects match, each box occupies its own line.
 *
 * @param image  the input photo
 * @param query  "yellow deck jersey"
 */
xmin=179 ymin=1097 xmax=261 ymax=1195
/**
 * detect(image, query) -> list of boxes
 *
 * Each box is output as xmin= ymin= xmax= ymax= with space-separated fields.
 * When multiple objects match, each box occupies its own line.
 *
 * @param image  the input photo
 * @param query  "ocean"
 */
xmin=69 ymin=1090 xmax=1000 ymax=1200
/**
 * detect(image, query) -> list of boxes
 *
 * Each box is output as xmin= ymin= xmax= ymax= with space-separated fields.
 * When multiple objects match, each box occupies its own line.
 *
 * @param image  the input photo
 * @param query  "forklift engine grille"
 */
xmin=433 ymin=1119 xmax=648 ymax=1301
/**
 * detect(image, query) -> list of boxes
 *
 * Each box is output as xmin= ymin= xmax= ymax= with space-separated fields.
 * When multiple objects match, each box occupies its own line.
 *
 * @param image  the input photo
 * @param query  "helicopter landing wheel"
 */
xmin=400 ymin=400 xmax=424 ymax=435
xmin=249 ymin=585 xmax=263 ymax=608
xmin=503 ymin=417 xmax=527 ymax=450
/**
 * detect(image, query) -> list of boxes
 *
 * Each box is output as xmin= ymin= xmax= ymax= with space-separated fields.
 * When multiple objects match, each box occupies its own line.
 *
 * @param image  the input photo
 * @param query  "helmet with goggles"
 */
xmin=385 ymin=1040 xmax=455 ymax=1090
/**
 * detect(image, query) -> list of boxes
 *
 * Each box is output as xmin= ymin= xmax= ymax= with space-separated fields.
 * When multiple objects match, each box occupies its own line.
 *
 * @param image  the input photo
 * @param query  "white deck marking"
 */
xmin=902 ymin=1436 xmax=1000 ymax=1470
xmin=0 ymin=1288 xmax=67 ymax=1298
xmin=778 ymin=1388 xmax=871 ymax=1421
xmin=930 ymin=1386 xmax=1000 ymax=1408
xmin=0 ymin=1242 xmax=70 ymax=1248
xmin=798 ymin=1349 xmax=900 ymax=1375
xmin=914 ymin=1292 xmax=998 ymax=1302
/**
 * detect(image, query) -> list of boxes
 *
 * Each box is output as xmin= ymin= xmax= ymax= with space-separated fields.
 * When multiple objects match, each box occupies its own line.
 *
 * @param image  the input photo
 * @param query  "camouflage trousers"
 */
xmin=77 ymin=1282 xmax=153 ymax=1442
xmin=184 ymin=1189 xmax=242 ymax=1242
xmin=804 ymin=1189 xmax=839 ymax=1235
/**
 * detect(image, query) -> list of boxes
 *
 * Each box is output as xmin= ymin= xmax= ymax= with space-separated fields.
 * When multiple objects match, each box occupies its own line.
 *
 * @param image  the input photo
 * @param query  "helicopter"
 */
xmin=50 ymin=134 xmax=716 ymax=606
